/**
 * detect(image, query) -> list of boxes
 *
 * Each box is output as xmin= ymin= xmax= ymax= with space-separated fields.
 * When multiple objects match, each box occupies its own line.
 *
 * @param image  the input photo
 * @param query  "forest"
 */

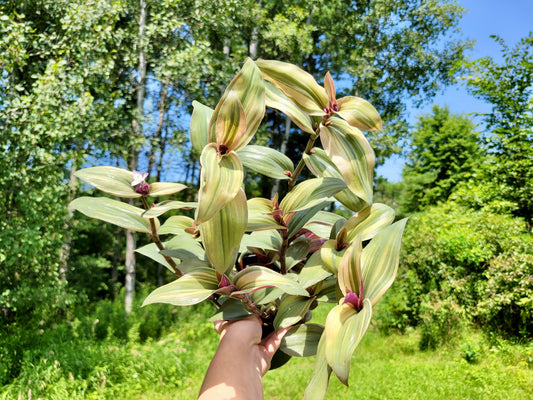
xmin=1 ymin=0 xmax=532 ymax=399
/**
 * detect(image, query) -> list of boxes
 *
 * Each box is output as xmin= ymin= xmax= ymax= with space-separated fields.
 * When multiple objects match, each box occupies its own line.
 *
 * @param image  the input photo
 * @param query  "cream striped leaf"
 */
xmin=298 ymin=252 xmax=332 ymax=289
xmin=74 ymin=166 xmax=139 ymax=198
xmin=264 ymin=80 xmax=314 ymax=133
xmin=337 ymin=96 xmax=382 ymax=131
xmin=324 ymin=299 xmax=372 ymax=385
xmin=142 ymin=267 xmax=219 ymax=307
xmin=238 ymin=145 xmax=294 ymax=180
xmin=143 ymin=200 xmax=197 ymax=218
xmin=148 ymin=182 xmax=188 ymax=197
xmin=256 ymin=59 xmax=328 ymax=116
xmin=215 ymin=90 xmax=247 ymax=152
xmin=280 ymin=323 xmax=324 ymax=357
xmin=69 ymin=197 xmax=155 ymax=233
xmin=338 ymin=236 xmax=363 ymax=297
xmin=303 ymin=210 xmax=345 ymax=239
xmin=232 ymin=266 xmax=309 ymax=297
xmin=196 ymin=144 xmax=243 ymax=224
xmin=319 ymin=117 xmax=375 ymax=205
xmin=320 ymin=239 xmax=347 ymax=275
xmin=361 ymin=218 xmax=408 ymax=306
xmin=209 ymin=59 xmax=265 ymax=150
xmin=158 ymin=215 xmax=195 ymax=235
xmin=304 ymin=148 xmax=368 ymax=212
xmin=201 ymin=189 xmax=247 ymax=275
xmin=304 ymin=332 xmax=332 ymax=400
xmin=190 ymin=100 xmax=213 ymax=153
xmin=280 ymin=177 xmax=346 ymax=214
xmin=344 ymin=203 xmax=395 ymax=242
xmin=246 ymin=197 xmax=284 ymax=231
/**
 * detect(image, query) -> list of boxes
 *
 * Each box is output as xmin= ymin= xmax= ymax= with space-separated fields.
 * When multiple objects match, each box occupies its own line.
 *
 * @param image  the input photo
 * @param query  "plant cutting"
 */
xmin=69 ymin=58 xmax=407 ymax=399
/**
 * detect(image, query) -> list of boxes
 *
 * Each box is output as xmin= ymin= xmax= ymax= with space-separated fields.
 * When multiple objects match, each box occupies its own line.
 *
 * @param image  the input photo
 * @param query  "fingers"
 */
xmin=261 ymin=326 xmax=291 ymax=357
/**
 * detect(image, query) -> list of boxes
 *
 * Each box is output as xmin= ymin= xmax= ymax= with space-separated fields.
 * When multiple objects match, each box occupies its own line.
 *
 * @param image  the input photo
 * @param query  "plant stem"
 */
xmin=288 ymin=131 xmax=319 ymax=190
xmin=279 ymin=229 xmax=289 ymax=274
xmin=141 ymin=196 xmax=183 ymax=277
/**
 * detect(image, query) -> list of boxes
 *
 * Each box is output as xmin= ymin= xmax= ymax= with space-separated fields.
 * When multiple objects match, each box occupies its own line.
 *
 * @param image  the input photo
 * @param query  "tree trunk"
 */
xmin=58 ymin=163 xmax=78 ymax=282
xmin=125 ymin=0 xmax=147 ymax=315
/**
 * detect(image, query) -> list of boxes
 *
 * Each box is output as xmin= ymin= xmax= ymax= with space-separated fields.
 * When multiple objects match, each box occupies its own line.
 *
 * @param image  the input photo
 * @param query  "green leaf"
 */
xmin=232 ymin=266 xmax=308 ymax=297
xmin=215 ymin=90 xmax=247 ymax=152
xmin=201 ymin=189 xmax=248 ymax=275
xmin=344 ymin=203 xmax=395 ymax=242
xmin=142 ymin=267 xmax=219 ymax=307
xmin=303 ymin=210 xmax=345 ymax=239
xmin=158 ymin=215 xmax=195 ymax=235
xmin=314 ymin=277 xmax=338 ymax=303
xmin=274 ymin=294 xmax=315 ymax=330
xmin=148 ymin=182 xmax=188 ymax=197
xmin=362 ymin=218 xmax=408 ymax=306
xmin=209 ymin=298 xmax=254 ymax=322
xmin=250 ymin=287 xmax=285 ymax=305
xmin=320 ymin=117 xmax=375 ymax=205
xmin=324 ymin=299 xmax=372 ymax=385
xmin=196 ymin=144 xmax=243 ymax=224
xmin=246 ymin=197 xmax=284 ymax=231
xmin=69 ymin=197 xmax=155 ymax=233
xmin=74 ymin=166 xmax=139 ymax=198
xmin=286 ymin=236 xmax=311 ymax=270
xmin=304 ymin=333 xmax=332 ymax=400
xmin=304 ymin=148 xmax=368 ymax=212
xmin=337 ymin=96 xmax=382 ymax=131
xmin=240 ymin=230 xmax=282 ymax=252
xmin=142 ymin=200 xmax=197 ymax=218
xmin=136 ymin=242 xmax=175 ymax=272
xmin=159 ymin=234 xmax=208 ymax=263
xmin=264 ymin=80 xmax=314 ymax=133
xmin=190 ymin=100 xmax=214 ymax=154
xmin=298 ymin=252 xmax=332 ymax=289
xmin=280 ymin=177 xmax=346 ymax=214
xmin=280 ymin=323 xmax=324 ymax=357
xmin=256 ymin=59 xmax=328 ymax=115
xmin=287 ymin=201 xmax=329 ymax=238
xmin=238 ymin=145 xmax=294 ymax=180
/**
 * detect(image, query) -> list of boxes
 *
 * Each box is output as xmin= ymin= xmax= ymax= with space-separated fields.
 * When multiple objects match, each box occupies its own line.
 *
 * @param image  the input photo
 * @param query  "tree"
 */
xmin=400 ymin=105 xmax=483 ymax=213
xmin=462 ymin=33 xmax=533 ymax=225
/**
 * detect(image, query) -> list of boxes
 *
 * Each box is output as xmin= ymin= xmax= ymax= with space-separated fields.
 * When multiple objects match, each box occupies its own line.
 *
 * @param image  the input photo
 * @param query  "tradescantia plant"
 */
xmin=69 ymin=58 xmax=407 ymax=399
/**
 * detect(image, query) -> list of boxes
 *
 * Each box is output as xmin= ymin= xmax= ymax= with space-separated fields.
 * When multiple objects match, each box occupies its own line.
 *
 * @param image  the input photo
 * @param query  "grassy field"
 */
xmin=2 ymin=303 xmax=532 ymax=400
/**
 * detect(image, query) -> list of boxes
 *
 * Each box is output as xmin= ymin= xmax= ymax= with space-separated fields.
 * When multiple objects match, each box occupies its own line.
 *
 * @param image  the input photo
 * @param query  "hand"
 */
xmin=198 ymin=316 xmax=290 ymax=400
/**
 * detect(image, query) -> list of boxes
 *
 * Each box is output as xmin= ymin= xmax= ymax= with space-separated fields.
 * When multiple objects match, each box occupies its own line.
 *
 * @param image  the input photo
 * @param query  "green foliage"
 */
xmin=383 ymin=202 xmax=533 ymax=341
xmin=462 ymin=33 xmax=533 ymax=224
xmin=400 ymin=105 xmax=483 ymax=214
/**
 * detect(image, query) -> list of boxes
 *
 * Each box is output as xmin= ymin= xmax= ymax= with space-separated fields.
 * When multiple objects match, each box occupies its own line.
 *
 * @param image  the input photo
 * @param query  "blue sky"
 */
xmin=376 ymin=0 xmax=533 ymax=182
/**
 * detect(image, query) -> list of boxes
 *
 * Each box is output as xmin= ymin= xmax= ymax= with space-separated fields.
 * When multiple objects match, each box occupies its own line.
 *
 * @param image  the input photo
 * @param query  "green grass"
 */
xmin=2 ymin=303 xmax=532 ymax=400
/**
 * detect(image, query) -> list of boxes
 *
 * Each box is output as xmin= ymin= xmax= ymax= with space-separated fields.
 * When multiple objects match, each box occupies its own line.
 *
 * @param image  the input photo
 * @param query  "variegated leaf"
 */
xmin=319 ymin=117 xmax=375 ymax=205
xmin=74 ymin=166 xmax=139 ymax=198
xmin=160 ymin=234 xmax=208 ymax=263
xmin=232 ymin=266 xmax=308 ymax=297
xmin=142 ymin=267 xmax=219 ymax=307
xmin=338 ymin=236 xmax=363 ymax=296
xmin=303 ymin=210 xmax=345 ymax=239
xmin=320 ymin=239 xmax=347 ymax=275
xmin=314 ymin=277 xmax=339 ymax=303
xmin=158 ymin=215 xmax=195 ymax=235
xmin=264 ymin=80 xmax=314 ymax=133
xmin=201 ymin=189 xmax=247 ymax=275
xmin=286 ymin=236 xmax=311 ymax=271
xmin=238 ymin=145 xmax=294 ymax=180
xmin=324 ymin=299 xmax=372 ymax=385
xmin=256 ymin=59 xmax=328 ymax=115
xmin=273 ymin=294 xmax=315 ymax=330
xmin=209 ymin=59 xmax=265 ymax=150
xmin=361 ymin=218 xmax=408 ymax=306
xmin=190 ymin=100 xmax=213 ymax=153
xmin=209 ymin=298 xmax=254 ymax=322
xmin=280 ymin=177 xmax=346 ymax=214
xmin=337 ymin=96 xmax=382 ymax=131
xmin=240 ymin=230 xmax=282 ymax=252
xmin=142 ymin=200 xmax=197 ymax=218
xmin=196 ymin=144 xmax=243 ymax=224
xmin=148 ymin=182 xmax=188 ymax=197
xmin=344 ymin=203 xmax=395 ymax=242
xmin=304 ymin=148 xmax=368 ymax=212
xmin=246 ymin=197 xmax=284 ymax=231
xmin=280 ymin=323 xmax=324 ymax=357
xmin=298 ymin=252 xmax=332 ymax=289
xmin=216 ymin=90 xmax=247 ymax=152
xmin=287 ymin=201 xmax=328 ymax=238
xmin=304 ymin=333 xmax=332 ymax=400
xmin=69 ymin=197 xmax=155 ymax=233
xmin=136 ymin=242 xmax=175 ymax=272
